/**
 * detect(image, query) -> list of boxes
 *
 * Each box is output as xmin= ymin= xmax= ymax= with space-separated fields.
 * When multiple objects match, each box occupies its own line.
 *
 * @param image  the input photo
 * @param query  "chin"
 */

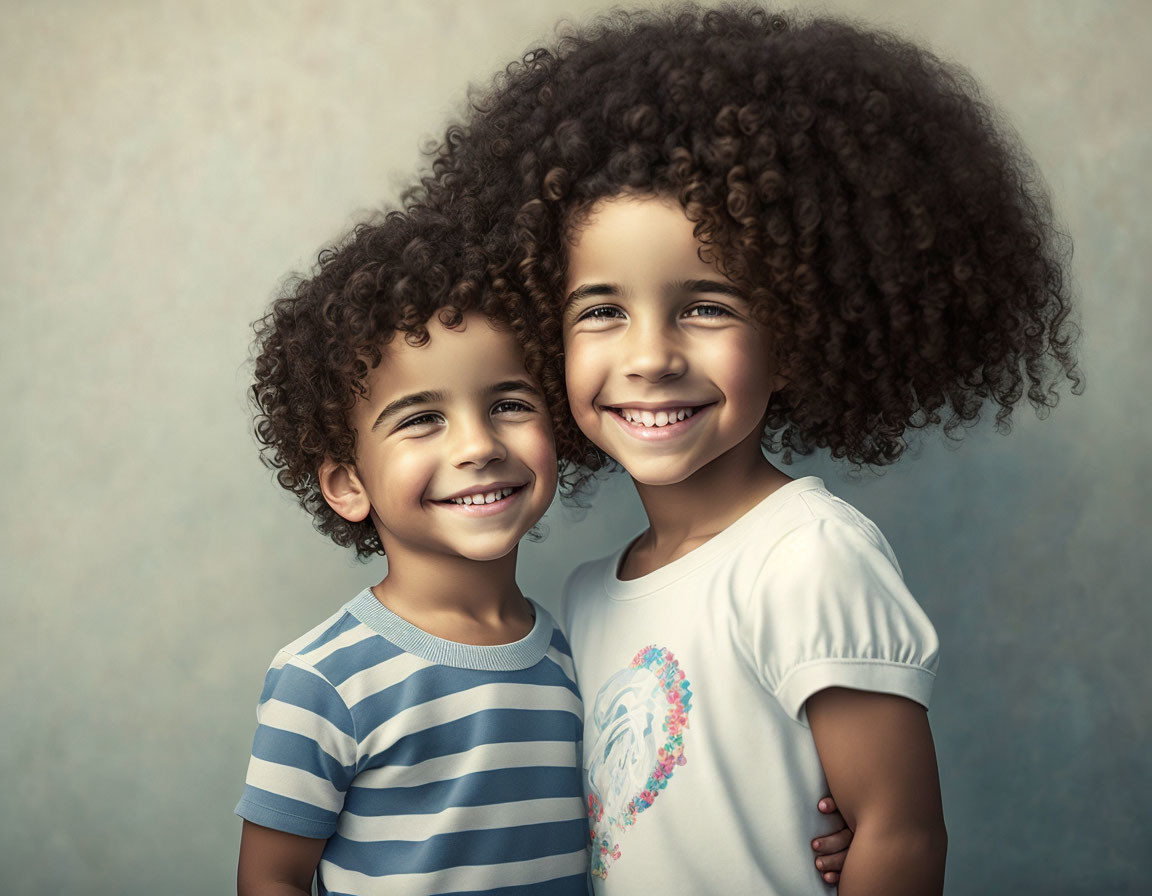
xmin=452 ymin=539 xmax=523 ymax=563
xmin=619 ymin=461 xmax=698 ymax=488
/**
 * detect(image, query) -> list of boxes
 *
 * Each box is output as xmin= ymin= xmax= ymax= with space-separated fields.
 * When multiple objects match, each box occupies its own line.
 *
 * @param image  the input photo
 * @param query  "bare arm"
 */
xmin=807 ymin=688 xmax=947 ymax=896
xmin=237 ymin=820 xmax=325 ymax=896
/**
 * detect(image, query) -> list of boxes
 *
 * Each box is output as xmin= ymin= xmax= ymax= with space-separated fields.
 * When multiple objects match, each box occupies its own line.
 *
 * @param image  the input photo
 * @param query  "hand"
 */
xmin=812 ymin=796 xmax=854 ymax=886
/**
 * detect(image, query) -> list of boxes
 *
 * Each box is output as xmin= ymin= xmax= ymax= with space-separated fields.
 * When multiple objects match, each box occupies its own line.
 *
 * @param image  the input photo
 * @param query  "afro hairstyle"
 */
xmin=249 ymin=207 xmax=550 ymax=558
xmin=410 ymin=2 xmax=1082 ymax=481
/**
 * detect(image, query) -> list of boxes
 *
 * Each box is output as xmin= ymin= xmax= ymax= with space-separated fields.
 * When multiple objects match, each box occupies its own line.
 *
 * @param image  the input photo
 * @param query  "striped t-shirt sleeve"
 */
xmin=236 ymin=649 xmax=358 ymax=839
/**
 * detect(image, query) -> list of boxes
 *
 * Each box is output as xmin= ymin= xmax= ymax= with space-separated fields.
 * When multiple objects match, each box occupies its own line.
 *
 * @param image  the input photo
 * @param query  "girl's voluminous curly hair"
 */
xmin=250 ymin=208 xmax=547 ymax=559
xmin=412 ymin=2 xmax=1081 ymax=484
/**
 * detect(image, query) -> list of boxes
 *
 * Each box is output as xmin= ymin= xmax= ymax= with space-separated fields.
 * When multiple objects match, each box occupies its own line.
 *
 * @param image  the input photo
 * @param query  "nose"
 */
xmin=621 ymin=316 xmax=687 ymax=382
xmin=451 ymin=415 xmax=507 ymax=469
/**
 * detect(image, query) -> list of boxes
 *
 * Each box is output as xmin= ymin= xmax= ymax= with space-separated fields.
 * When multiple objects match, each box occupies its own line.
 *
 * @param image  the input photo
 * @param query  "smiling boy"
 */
xmin=235 ymin=213 xmax=589 ymax=895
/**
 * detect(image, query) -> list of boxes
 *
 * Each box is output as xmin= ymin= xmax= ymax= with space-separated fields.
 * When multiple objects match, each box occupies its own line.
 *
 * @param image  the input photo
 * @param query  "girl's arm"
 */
xmin=807 ymin=687 xmax=947 ymax=896
xmin=237 ymin=820 xmax=325 ymax=896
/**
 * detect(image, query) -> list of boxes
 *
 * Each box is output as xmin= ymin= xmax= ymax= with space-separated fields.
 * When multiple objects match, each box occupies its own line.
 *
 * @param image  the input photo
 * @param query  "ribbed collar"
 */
xmin=346 ymin=589 xmax=554 ymax=671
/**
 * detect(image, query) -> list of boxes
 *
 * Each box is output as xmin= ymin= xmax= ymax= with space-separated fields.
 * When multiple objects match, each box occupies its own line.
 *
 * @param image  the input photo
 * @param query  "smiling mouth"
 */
xmin=439 ymin=485 xmax=523 ymax=506
xmin=608 ymin=405 xmax=708 ymax=429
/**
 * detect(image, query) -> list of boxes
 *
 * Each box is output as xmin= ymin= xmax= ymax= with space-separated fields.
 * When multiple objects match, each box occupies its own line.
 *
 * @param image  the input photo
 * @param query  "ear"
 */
xmin=318 ymin=458 xmax=372 ymax=523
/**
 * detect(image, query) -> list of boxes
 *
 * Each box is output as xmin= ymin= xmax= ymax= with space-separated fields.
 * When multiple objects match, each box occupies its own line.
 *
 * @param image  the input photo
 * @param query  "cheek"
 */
xmin=715 ymin=339 xmax=775 ymax=409
xmin=378 ymin=447 xmax=436 ymax=501
xmin=524 ymin=428 xmax=559 ymax=494
xmin=563 ymin=339 xmax=602 ymax=410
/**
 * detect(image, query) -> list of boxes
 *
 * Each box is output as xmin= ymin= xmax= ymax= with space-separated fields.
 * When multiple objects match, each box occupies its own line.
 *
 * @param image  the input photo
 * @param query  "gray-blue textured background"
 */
xmin=1 ymin=1 xmax=1148 ymax=893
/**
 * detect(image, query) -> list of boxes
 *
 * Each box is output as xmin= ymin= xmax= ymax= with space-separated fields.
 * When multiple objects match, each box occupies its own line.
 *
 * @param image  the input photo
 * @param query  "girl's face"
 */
xmin=561 ymin=194 xmax=782 ymax=488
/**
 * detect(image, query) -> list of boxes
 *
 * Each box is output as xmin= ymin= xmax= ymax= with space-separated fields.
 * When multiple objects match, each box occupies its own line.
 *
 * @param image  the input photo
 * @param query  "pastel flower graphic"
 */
xmin=584 ymin=645 xmax=693 ymax=878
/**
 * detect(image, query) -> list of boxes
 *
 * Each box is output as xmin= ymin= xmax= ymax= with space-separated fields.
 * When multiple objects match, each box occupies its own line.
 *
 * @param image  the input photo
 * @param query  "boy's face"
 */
xmin=329 ymin=313 xmax=557 ymax=564
xmin=561 ymin=194 xmax=782 ymax=488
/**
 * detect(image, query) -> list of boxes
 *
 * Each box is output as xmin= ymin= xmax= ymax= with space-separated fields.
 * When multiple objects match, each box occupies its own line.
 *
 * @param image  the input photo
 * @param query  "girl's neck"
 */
xmin=371 ymin=548 xmax=534 ymax=645
xmin=622 ymin=430 xmax=791 ymax=579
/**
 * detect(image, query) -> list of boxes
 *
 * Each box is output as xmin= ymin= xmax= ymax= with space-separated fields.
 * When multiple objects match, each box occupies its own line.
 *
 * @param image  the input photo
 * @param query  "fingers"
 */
xmin=814 ymin=845 xmax=849 ymax=877
xmin=812 ymin=827 xmax=853 ymax=858
xmin=814 ymin=795 xmax=851 ymax=885
xmin=813 ymin=844 xmax=847 ymax=886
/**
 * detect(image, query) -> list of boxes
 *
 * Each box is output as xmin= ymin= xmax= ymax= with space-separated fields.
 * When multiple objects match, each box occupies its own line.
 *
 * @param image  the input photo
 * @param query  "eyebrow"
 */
xmin=372 ymin=390 xmax=446 ymax=431
xmin=371 ymin=380 xmax=541 ymax=431
xmin=565 ymin=278 xmax=745 ymax=309
xmin=676 ymin=278 xmax=745 ymax=299
xmin=565 ymin=283 xmax=618 ymax=307
xmin=489 ymin=379 xmax=542 ymax=398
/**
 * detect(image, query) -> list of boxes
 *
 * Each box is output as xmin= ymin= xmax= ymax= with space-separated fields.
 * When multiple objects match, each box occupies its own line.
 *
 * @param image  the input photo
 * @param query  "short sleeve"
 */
xmin=234 ymin=652 xmax=359 ymax=839
xmin=746 ymin=517 xmax=940 ymax=725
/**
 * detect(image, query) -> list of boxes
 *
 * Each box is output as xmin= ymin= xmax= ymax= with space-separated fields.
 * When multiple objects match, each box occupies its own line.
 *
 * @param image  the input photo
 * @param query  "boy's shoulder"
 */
xmin=278 ymin=608 xmax=358 ymax=658
xmin=273 ymin=593 xmax=372 ymax=662
xmin=270 ymin=590 xmax=573 ymax=686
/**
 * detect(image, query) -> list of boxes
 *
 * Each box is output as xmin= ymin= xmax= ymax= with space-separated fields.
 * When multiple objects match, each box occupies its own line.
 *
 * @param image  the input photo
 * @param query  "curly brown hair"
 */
xmin=250 ymin=207 xmax=551 ymax=558
xmin=411 ymin=2 xmax=1081 ymax=479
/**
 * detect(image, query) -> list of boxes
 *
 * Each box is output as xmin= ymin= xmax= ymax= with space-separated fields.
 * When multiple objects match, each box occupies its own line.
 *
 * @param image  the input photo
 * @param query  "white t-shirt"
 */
xmin=562 ymin=476 xmax=939 ymax=895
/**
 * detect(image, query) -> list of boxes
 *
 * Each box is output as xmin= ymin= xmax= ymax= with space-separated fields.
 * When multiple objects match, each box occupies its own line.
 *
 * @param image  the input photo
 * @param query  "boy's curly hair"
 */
xmin=250 ymin=207 xmax=549 ymax=558
xmin=412 ymin=2 xmax=1082 ymax=477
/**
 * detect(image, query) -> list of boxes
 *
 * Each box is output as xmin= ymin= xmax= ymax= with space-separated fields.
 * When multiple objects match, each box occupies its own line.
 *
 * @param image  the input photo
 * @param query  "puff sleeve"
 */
xmin=745 ymin=517 xmax=940 ymax=725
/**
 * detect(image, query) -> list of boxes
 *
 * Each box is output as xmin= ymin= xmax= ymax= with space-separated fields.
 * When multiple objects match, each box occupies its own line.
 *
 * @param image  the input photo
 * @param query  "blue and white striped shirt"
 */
xmin=236 ymin=589 xmax=589 ymax=895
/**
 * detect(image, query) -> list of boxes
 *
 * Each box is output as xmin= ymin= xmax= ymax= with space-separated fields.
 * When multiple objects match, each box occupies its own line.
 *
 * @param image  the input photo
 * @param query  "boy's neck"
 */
xmin=370 ymin=548 xmax=535 ymax=646
xmin=623 ymin=429 xmax=791 ymax=579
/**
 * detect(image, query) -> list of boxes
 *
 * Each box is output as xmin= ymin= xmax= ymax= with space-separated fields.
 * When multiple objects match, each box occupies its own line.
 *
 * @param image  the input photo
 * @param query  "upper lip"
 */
xmin=601 ymin=400 xmax=712 ymax=411
xmin=437 ymin=481 xmax=525 ymax=501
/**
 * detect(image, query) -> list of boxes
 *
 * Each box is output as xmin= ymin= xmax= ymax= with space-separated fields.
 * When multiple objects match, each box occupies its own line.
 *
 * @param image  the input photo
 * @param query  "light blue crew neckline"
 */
xmin=603 ymin=476 xmax=829 ymax=600
xmin=345 ymin=589 xmax=554 ymax=671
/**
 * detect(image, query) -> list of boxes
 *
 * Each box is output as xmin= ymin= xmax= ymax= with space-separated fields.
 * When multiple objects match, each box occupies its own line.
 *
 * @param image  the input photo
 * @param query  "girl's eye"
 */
xmin=492 ymin=399 xmax=535 ymax=415
xmin=576 ymin=305 xmax=625 ymax=322
xmin=396 ymin=412 xmax=444 ymax=431
xmin=683 ymin=303 xmax=733 ymax=319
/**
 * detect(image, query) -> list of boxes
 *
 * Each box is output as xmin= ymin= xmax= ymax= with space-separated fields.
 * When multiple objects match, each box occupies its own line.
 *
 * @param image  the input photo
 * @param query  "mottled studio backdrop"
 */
xmin=1 ymin=1 xmax=1148 ymax=893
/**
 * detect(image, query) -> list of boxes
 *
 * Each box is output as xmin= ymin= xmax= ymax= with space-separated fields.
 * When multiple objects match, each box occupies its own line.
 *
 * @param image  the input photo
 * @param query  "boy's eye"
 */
xmin=396 ymin=412 xmax=444 ymax=431
xmin=492 ymin=399 xmax=536 ymax=415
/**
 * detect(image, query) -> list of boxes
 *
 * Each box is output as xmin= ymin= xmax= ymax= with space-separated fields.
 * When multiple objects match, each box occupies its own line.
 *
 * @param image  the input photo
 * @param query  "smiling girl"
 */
xmin=411 ymin=4 xmax=1081 ymax=893
xmin=561 ymin=191 xmax=945 ymax=894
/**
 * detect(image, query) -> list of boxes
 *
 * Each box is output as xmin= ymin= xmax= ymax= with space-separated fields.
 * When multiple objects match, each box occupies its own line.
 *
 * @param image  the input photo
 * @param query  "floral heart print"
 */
xmin=584 ymin=645 xmax=693 ymax=878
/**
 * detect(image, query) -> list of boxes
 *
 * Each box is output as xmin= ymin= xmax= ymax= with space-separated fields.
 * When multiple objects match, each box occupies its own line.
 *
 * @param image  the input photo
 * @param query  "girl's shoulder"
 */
xmin=744 ymin=480 xmax=900 ymax=576
xmin=742 ymin=488 xmax=940 ymax=716
xmin=560 ymin=551 xmax=620 ymax=630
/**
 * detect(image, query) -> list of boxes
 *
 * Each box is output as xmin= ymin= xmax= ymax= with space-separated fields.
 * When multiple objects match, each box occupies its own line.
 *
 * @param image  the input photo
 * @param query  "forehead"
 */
xmin=565 ymin=194 xmax=720 ymax=280
xmin=367 ymin=314 xmax=527 ymax=399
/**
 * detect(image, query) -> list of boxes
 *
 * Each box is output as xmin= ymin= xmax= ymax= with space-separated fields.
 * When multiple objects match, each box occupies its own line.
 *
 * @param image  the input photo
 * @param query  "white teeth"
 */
xmin=450 ymin=487 xmax=516 ymax=505
xmin=619 ymin=407 xmax=696 ymax=427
